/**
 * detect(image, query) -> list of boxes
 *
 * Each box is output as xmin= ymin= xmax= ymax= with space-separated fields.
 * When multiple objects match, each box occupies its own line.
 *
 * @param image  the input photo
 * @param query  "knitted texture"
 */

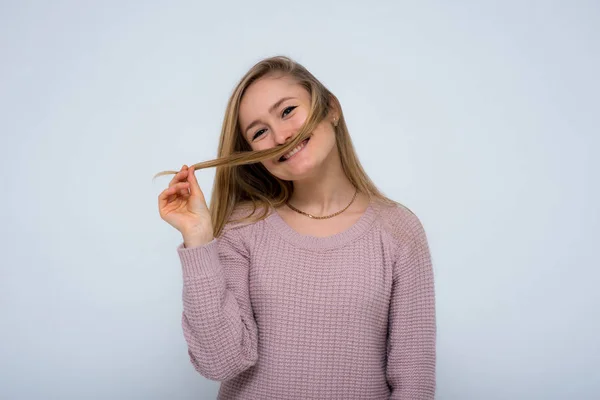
xmin=176 ymin=198 xmax=436 ymax=399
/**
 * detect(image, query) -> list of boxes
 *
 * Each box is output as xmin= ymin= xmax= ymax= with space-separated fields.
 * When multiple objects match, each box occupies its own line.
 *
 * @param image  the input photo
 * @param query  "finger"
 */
xmin=179 ymin=185 xmax=190 ymax=196
xmin=168 ymin=165 xmax=188 ymax=188
xmin=187 ymin=166 xmax=205 ymax=200
xmin=169 ymin=181 xmax=189 ymax=194
xmin=159 ymin=182 xmax=189 ymax=208
xmin=169 ymin=165 xmax=188 ymax=188
xmin=168 ymin=171 xmax=183 ymax=188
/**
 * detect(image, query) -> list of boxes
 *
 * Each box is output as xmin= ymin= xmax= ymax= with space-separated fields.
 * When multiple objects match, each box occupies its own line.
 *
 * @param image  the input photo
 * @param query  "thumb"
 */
xmin=187 ymin=166 xmax=207 ymax=203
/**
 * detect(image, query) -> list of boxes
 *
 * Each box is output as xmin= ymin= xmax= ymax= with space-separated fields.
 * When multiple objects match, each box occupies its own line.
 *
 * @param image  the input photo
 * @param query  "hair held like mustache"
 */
xmin=152 ymin=91 xmax=332 ymax=181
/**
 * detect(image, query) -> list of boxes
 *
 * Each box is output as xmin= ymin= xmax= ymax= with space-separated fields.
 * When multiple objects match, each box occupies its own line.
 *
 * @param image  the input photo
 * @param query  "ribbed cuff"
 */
xmin=176 ymin=238 xmax=221 ymax=277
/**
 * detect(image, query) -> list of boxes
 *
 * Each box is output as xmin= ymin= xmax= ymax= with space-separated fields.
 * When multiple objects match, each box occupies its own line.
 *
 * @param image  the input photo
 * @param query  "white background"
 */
xmin=1 ymin=1 xmax=598 ymax=399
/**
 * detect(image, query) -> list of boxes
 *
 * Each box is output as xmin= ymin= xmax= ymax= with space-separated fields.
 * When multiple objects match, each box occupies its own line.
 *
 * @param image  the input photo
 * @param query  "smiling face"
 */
xmin=238 ymin=74 xmax=339 ymax=182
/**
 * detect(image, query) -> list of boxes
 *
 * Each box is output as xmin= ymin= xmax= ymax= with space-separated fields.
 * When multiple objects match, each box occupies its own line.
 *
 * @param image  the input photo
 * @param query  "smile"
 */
xmin=279 ymin=137 xmax=310 ymax=162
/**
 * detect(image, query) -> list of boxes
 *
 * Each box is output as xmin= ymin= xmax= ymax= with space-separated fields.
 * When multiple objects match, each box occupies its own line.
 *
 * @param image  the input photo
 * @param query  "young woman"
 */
xmin=156 ymin=56 xmax=436 ymax=399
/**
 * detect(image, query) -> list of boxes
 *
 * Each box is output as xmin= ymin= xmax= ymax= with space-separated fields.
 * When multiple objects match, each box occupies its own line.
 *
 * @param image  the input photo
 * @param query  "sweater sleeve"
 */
xmin=386 ymin=211 xmax=436 ymax=399
xmin=176 ymin=226 xmax=258 ymax=381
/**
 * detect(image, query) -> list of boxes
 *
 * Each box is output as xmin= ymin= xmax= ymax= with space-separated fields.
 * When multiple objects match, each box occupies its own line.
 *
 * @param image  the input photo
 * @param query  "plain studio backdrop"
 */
xmin=1 ymin=1 xmax=598 ymax=399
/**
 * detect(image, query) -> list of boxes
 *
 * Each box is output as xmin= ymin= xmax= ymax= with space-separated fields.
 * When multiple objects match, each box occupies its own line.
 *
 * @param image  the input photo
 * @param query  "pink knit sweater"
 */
xmin=176 ymin=198 xmax=436 ymax=399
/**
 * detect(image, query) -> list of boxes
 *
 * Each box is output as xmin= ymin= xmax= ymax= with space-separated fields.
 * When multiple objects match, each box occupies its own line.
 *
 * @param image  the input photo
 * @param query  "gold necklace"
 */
xmin=285 ymin=189 xmax=358 ymax=219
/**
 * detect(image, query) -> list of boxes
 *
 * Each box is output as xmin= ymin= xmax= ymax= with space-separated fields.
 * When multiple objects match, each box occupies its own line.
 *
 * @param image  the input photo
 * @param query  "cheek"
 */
xmin=291 ymin=110 xmax=308 ymax=130
xmin=252 ymin=144 xmax=277 ymax=169
xmin=250 ymin=140 xmax=271 ymax=152
xmin=312 ymin=121 xmax=336 ymax=142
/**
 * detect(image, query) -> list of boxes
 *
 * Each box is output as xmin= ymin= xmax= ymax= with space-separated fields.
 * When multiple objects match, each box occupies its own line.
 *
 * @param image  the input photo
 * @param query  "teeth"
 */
xmin=282 ymin=139 xmax=308 ymax=160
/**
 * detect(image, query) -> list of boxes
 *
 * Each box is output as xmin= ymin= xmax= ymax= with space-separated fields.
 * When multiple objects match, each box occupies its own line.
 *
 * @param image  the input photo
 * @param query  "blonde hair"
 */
xmin=153 ymin=56 xmax=398 ymax=237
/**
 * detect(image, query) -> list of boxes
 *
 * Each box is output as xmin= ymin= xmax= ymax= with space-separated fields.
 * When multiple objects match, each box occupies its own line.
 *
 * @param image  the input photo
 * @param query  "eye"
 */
xmin=282 ymin=106 xmax=297 ymax=118
xmin=252 ymin=128 xmax=266 ymax=141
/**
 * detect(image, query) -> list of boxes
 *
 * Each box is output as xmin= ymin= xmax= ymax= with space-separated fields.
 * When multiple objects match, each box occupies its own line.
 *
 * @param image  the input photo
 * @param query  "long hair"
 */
xmin=153 ymin=56 xmax=398 ymax=237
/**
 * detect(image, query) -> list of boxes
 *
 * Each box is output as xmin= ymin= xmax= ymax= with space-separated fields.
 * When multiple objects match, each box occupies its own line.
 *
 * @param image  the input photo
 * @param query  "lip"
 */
xmin=279 ymin=137 xmax=310 ymax=163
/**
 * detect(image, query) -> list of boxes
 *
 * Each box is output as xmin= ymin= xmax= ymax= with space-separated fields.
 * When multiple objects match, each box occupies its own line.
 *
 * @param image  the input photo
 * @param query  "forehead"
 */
xmin=238 ymin=75 xmax=307 ymax=122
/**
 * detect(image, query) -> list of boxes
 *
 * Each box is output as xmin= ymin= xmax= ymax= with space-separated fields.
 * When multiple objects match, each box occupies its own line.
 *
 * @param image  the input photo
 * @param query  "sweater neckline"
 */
xmin=265 ymin=198 xmax=377 ymax=250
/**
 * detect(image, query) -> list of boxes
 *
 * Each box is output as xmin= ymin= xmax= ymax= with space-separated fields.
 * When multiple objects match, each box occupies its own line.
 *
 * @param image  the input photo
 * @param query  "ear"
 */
xmin=327 ymin=95 xmax=341 ymax=122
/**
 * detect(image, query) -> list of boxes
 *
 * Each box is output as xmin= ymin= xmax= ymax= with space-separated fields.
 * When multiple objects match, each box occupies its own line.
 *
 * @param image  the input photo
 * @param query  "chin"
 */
xmin=277 ymin=160 xmax=322 ymax=181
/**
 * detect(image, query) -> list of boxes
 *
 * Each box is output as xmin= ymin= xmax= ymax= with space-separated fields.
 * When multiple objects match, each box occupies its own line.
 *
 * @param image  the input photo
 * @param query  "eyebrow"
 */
xmin=244 ymin=96 xmax=297 ymax=136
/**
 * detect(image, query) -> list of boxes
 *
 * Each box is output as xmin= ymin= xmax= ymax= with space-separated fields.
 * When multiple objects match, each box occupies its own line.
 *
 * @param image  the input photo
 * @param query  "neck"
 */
xmin=286 ymin=151 xmax=359 ymax=216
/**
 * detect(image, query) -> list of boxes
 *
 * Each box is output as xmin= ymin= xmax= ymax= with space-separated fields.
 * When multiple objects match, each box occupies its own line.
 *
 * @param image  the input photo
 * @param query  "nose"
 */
xmin=273 ymin=126 xmax=295 ymax=145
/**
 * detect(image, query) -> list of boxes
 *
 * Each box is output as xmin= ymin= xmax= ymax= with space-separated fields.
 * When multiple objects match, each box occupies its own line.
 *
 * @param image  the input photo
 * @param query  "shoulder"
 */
xmin=371 ymin=200 xmax=433 ymax=285
xmin=371 ymin=199 xmax=430 ymax=255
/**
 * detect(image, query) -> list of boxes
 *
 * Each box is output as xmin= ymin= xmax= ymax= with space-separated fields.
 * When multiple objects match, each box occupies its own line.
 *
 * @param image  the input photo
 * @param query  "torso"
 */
xmin=273 ymin=193 xmax=372 ymax=237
